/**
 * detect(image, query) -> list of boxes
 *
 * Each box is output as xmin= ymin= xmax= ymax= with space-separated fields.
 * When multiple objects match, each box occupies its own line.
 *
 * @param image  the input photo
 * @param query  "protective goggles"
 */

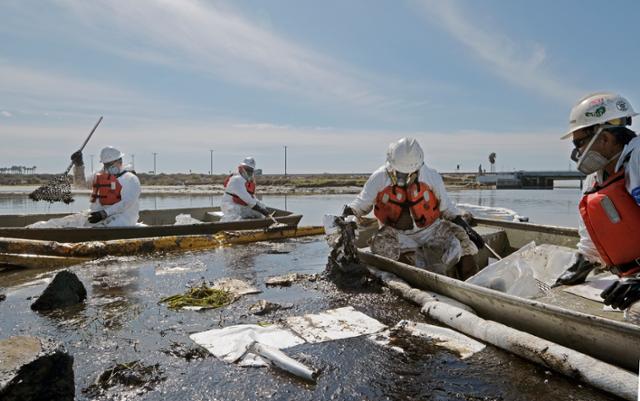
xmin=571 ymin=128 xmax=595 ymax=149
xmin=572 ymin=117 xmax=630 ymax=145
xmin=569 ymin=118 xmax=630 ymax=162
xmin=570 ymin=128 xmax=601 ymax=163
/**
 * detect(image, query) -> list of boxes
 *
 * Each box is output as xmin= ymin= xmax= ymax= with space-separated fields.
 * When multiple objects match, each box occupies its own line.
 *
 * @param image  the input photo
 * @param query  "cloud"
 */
xmin=0 ymin=59 xmax=147 ymax=116
xmin=56 ymin=0 xmax=409 ymax=111
xmin=1 ymin=110 xmax=12 ymax=117
xmin=414 ymin=0 xmax=582 ymax=103
xmin=0 ymin=59 xmax=207 ymax=122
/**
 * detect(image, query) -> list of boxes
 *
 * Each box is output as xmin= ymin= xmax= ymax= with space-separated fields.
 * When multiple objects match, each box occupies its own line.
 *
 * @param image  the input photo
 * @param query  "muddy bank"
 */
xmin=0 ymin=172 xmax=481 ymax=197
xmin=0 ymin=238 xmax=619 ymax=400
xmin=0 ymin=183 xmax=477 ymax=197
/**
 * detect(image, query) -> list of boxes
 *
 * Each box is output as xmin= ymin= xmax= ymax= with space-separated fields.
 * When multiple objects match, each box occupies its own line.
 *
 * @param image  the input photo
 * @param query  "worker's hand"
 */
xmin=452 ymin=215 xmax=484 ymax=250
xmin=88 ymin=210 xmax=108 ymax=224
xmin=552 ymin=253 xmax=599 ymax=288
xmin=342 ymin=205 xmax=356 ymax=218
xmin=70 ymin=150 xmax=83 ymax=166
xmin=252 ymin=203 xmax=270 ymax=217
xmin=601 ymin=277 xmax=640 ymax=310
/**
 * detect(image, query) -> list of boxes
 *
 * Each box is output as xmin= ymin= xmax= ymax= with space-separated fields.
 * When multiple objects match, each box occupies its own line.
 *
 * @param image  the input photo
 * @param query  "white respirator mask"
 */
xmin=105 ymin=163 xmax=121 ymax=176
xmin=573 ymin=127 xmax=621 ymax=175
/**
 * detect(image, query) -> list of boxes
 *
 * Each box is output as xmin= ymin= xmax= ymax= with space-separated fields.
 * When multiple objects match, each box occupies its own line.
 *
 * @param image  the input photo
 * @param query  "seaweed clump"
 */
xmin=159 ymin=284 xmax=234 ymax=310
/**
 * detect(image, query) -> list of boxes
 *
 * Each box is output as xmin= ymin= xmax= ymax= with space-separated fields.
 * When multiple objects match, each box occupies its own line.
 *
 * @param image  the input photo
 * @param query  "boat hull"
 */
xmin=0 ymin=207 xmax=302 ymax=242
xmin=357 ymin=217 xmax=640 ymax=371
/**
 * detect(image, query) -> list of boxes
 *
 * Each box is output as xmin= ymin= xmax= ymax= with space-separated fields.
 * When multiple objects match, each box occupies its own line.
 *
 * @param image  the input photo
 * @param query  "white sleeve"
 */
xmin=577 ymin=218 xmax=603 ymax=264
xmin=576 ymin=173 xmax=602 ymax=263
xmin=625 ymin=147 xmax=640 ymax=205
xmin=226 ymin=175 xmax=257 ymax=208
xmin=347 ymin=168 xmax=387 ymax=216
xmin=425 ymin=167 xmax=462 ymax=219
xmin=104 ymin=173 xmax=141 ymax=217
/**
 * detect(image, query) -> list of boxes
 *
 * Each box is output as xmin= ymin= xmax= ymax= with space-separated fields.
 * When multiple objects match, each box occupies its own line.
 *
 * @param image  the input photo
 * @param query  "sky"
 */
xmin=2 ymin=0 xmax=640 ymax=174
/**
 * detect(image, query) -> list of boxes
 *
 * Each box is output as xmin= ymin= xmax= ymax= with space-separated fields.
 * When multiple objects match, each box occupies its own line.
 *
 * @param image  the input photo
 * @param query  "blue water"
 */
xmin=0 ymin=188 xmax=582 ymax=227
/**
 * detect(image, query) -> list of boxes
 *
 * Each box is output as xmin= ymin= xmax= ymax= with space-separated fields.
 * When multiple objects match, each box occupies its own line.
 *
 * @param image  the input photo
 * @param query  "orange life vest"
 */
xmin=374 ymin=182 xmax=441 ymax=229
xmin=579 ymin=169 xmax=640 ymax=275
xmin=90 ymin=172 xmax=123 ymax=206
xmin=223 ymin=174 xmax=256 ymax=206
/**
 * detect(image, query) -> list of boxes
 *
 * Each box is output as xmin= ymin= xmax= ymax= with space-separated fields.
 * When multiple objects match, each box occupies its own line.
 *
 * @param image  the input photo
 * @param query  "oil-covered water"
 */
xmin=0 ymin=237 xmax=619 ymax=400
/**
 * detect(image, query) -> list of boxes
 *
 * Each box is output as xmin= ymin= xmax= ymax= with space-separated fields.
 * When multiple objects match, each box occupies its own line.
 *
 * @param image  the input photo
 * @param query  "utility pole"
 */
xmin=90 ymin=154 xmax=94 ymax=172
xmin=131 ymin=154 xmax=135 ymax=170
xmin=153 ymin=152 xmax=157 ymax=174
xmin=209 ymin=149 xmax=214 ymax=175
xmin=284 ymin=145 xmax=288 ymax=177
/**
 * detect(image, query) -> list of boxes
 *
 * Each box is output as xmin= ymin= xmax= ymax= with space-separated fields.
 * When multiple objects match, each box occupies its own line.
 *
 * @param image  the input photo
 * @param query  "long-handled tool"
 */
xmin=264 ymin=211 xmax=292 ymax=232
xmin=29 ymin=116 xmax=103 ymax=204
xmin=484 ymin=243 xmax=502 ymax=260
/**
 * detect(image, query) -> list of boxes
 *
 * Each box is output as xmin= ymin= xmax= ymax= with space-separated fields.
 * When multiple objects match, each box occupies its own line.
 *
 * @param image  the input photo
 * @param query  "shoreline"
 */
xmin=0 ymin=183 xmax=479 ymax=196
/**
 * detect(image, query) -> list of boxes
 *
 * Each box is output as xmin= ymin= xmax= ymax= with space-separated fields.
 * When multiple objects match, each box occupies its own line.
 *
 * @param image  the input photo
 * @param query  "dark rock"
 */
xmin=31 ymin=270 xmax=87 ymax=311
xmin=0 ymin=336 xmax=75 ymax=401
xmin=0 ymin=294 xmax=5 ymax=302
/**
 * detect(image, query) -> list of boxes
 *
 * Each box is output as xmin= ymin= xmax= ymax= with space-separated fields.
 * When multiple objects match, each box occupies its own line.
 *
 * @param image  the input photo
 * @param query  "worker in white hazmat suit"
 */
xmin=70 ymin=146 xmax=141 ymax=227
xmin=221 ymin=157 xmax=271 ymax=222
xmin=554 ymin=92 xmax=640 ymax=316
xmin=342 ymin=138 xmax=484 ymax=280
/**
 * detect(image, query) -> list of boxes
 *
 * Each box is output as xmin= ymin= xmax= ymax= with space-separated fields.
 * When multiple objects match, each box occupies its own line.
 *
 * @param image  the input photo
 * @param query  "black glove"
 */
xmin=88 ymin=210 xmax=108 ymax=224
xmin=342 ymin=205 xmax=356 ymax=217
xmin=252 ymin=203 xmax=270 ymax=216
xmin=552 ymin=253 xmax=598 ymax=287
xmin=70 ymin=150 xmax=83 ymax=166
xmin=601 ymin=277 xmax=640 ymax=310
xmin=452 ymin=215 xmax=484 ymax=250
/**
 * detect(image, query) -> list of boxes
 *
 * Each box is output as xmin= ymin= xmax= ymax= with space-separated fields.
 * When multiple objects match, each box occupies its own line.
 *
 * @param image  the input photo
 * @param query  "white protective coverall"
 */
xmin=220 ymin=173 xmax=264 ymax=222
xmin=348 ymin=164 xmax=478 ymax=269
xmin=74 ymin=165 xmax=141 ymax=227
xmin=577 ymin=136 xmax=640 ymax=263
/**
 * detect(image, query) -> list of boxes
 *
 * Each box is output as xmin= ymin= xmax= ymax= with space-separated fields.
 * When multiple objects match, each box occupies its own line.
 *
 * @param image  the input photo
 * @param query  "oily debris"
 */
xmin=28 ymin=175 xmax=74 ymax=204
xmin=159 ymin=283 xmax=235 ymax=310
xmin=248 ymin=300 xmax=293 ymax=315
xmin=325 ymin=216 xmax=366 ymax=278
xmin=265 ymin=273 xmax=302 ymax=287
xmin=161 ymin=342 xmax=210 ymax=362
xmin=82 ymin=360 xmax=165 ymax=397
xmin=369 ymin=225 xmax=401 ymax=261
xmin=265 ymin=273 xmax=318 ymax=286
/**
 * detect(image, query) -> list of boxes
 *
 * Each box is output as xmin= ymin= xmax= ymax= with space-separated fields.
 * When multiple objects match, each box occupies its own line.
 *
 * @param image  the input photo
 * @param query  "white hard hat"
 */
xmin=386 ymin=137 xmax=424 ymax=174
xmin=240 ymin=156 xmax=256 ymax=169
xmin=99 ymin=146 xmax=125 ymax=164
xmin=562 ymin=92 xmax=638 ymax=139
